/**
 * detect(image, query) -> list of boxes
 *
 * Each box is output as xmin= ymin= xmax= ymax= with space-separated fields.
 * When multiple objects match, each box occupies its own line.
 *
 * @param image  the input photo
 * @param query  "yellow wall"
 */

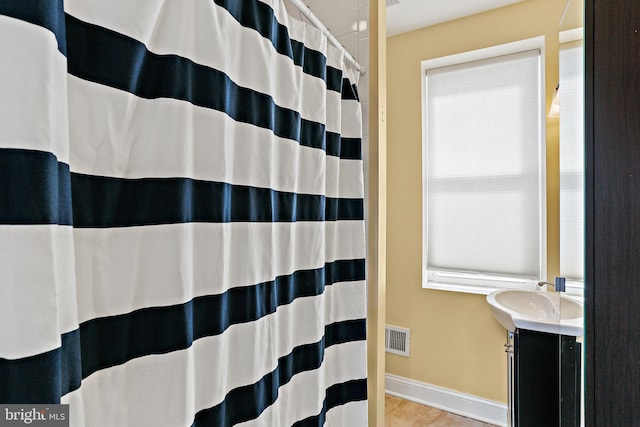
xmin=385 ymin=0 xmax=583 ymax=402
xmin=368 ymin=1 xmax=387 ymax=425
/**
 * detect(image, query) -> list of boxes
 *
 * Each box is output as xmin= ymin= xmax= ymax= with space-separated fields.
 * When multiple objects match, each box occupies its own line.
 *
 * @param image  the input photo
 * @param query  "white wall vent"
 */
xmin=386 ymin=0 xmax=400 ymax=7
xmin=385 ymin=325 xmax=410 ymax=357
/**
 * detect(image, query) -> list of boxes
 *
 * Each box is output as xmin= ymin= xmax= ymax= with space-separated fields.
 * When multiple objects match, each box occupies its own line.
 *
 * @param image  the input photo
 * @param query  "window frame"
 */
xmin=420 ymin=36 xmax=548 ymax=295
xmin=558 ymin=28 xmax=585 ymax=297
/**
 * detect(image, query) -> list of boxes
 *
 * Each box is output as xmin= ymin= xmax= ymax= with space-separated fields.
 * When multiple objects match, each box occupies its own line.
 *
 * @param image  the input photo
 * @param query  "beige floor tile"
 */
xmin=385 ymin=395 xmax=496 ymax=427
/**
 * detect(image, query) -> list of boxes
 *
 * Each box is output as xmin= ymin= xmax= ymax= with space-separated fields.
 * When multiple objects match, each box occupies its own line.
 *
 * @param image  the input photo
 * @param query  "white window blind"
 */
xmin=559 ymin=40 xmax=585 ymax=283
xmin=424 ymin=49 xmax=544 ymax=291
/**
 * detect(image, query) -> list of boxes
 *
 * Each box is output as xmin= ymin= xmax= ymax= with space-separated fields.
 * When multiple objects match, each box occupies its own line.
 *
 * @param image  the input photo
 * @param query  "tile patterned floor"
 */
xmin=385 ymin=395 xmax=497 ymax=427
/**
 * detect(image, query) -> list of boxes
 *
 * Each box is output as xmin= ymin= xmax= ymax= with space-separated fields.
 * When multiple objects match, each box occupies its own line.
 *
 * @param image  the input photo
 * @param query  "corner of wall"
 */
xmin=367 ymin=0 xmax=387 ymax=426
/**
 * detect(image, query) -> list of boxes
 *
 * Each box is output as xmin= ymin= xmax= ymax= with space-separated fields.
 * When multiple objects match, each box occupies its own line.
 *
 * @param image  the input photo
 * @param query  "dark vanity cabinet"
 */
xmin=508 ymin=329 xmax=581 ymax=427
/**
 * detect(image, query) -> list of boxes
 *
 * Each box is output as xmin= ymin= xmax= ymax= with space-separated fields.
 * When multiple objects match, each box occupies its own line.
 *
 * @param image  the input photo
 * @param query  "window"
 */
xmin=559 ymin=32 xmax=585 ymax=294
xmin=421 ymin=38 xmax=546 ymax=294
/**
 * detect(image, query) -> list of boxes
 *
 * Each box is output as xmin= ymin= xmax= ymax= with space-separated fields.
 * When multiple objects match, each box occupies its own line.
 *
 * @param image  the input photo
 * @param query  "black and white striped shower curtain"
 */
xmin=0 ymin=0 xmax=367 ymax=425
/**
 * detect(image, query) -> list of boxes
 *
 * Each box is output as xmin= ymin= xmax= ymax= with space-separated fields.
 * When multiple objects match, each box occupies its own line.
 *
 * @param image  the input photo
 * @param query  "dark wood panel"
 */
xmin=586 ymin=0 xmax=640 ymax=425
xmin=584 ymin=0 xmax=595 ymax=423
xmin=515 ymin=330 xmax=580 ymax=427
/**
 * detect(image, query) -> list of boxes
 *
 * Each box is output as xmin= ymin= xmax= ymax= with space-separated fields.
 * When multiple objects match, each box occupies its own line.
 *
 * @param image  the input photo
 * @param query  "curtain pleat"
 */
xmin=0 ymin=0 xmax=367 ymax=425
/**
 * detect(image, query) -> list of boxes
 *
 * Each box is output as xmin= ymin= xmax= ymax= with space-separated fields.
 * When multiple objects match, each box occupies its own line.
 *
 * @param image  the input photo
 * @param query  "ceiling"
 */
xmin=386 ymin=0 xmax=524 ymax=37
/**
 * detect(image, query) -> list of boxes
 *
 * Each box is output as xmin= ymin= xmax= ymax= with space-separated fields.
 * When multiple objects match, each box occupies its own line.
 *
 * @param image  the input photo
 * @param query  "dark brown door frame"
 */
xmin=585 ymin=0 xmax=640 ymax=425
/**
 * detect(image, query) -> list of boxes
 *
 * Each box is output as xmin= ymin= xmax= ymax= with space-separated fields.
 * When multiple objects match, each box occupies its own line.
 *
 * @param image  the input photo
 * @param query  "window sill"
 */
xmin=423 ymin=280 xmax=585 ymax=300
xmin=422 ymin=281 xmax=516 ymax=295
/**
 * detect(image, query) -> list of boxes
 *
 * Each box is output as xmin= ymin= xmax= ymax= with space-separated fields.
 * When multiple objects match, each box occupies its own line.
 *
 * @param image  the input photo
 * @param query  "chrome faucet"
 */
xmin=537 ymin=277 xmax=566 ymax=292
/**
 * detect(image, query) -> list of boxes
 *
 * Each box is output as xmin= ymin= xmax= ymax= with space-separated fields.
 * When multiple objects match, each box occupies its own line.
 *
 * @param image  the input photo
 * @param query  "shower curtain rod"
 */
xmin=288 ymin=0 xmax=366 ymax=75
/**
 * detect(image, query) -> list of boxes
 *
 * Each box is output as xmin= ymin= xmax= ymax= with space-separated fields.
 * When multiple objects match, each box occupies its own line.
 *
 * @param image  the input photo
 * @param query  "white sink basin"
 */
xmin=486 ymin=289 xmax=584 ymax=336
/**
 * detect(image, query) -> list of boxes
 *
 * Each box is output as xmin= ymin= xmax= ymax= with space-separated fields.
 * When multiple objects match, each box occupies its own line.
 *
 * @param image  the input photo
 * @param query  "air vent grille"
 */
xmin=385 ymin=325 xmax=410 ymax=357
xmin=386 ymin=0 xmax=400 ymax=6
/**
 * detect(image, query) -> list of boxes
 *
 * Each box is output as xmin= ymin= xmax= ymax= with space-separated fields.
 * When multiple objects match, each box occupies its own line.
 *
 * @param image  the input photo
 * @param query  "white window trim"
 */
xmin=420 ymin=36 xmax=547 ymax=295
xmin=560 ymin=27 xmax=584 ymax=44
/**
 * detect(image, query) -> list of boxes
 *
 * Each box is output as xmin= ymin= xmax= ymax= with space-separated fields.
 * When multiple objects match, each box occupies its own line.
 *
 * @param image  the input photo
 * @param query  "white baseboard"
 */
xmin=385 ymin=373 xmax=508 ymax=426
